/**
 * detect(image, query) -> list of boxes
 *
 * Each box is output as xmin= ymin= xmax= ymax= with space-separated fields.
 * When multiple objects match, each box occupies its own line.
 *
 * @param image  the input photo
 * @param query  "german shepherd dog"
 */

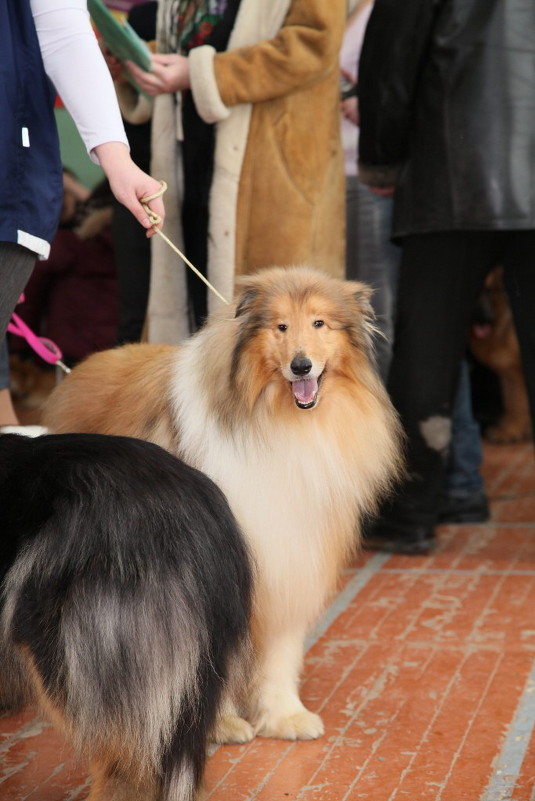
xmin=469 ymin=266 xmax=531 ymax=444
xmin=0 ymin=433 xmax=252 ymax=801
xmin=43 ymin=266 xmax=404 ymax=743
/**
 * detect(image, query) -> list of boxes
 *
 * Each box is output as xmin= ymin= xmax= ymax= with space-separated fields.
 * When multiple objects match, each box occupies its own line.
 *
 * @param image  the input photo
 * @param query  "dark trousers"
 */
xmin=386 ymin=229 xmax=535 ymax=527
xmin=0 ymin=242 xmax=36 ymax=339
xmin=112 ymin=201 xmax=152 ymax=345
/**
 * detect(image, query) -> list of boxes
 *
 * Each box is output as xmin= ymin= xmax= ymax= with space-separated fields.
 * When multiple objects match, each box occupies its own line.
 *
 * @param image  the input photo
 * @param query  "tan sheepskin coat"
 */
xmin=124 ymin=0 xmax=347 ymax=342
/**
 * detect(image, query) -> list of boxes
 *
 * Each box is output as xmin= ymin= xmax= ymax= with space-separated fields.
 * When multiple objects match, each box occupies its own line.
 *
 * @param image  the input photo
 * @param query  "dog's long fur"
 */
xmin=0 ymin=433 xmax=252 ymax=801
xmin=44 ymin=266 xmax=404 ymax=742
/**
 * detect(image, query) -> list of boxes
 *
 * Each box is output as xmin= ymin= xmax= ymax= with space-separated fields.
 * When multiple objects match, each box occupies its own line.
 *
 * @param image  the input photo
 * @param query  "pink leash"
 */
xmin=7 ymin=297 xmax=71 ymax=374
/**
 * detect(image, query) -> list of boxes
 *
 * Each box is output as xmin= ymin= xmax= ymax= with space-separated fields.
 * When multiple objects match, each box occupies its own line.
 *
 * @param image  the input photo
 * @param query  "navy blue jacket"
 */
xmin=0 ymin=0 xmax=63 ymax=257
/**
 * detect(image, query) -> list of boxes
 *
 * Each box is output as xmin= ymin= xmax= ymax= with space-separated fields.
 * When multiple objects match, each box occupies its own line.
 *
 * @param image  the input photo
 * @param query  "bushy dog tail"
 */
xmin=0 ymin=434 xmax=253 ymax=801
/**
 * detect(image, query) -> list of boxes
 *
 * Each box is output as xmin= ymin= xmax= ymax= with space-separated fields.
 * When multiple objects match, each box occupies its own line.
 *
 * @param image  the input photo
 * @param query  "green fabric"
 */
xmin=173 ymin=0 xmax=228 ymax=53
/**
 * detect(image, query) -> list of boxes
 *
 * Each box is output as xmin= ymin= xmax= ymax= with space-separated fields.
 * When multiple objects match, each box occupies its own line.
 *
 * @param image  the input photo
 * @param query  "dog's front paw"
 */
xmin=255 ymin=708 xmax=324 ymax=741
xmin=213 ymin=714 xmax=255 ymax=744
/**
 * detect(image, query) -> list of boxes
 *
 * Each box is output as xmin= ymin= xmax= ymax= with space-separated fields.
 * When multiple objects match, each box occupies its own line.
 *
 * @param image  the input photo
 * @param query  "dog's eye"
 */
xmin=277 ymin=324 xmax=288 ymax=332
xmin=313 ymin=320 xmax=325 ymax=328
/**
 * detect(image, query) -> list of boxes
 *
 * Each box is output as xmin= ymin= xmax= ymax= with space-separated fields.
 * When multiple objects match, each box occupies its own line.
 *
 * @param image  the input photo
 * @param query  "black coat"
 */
xmin=358 ymin=0 xmax=535 ymax=238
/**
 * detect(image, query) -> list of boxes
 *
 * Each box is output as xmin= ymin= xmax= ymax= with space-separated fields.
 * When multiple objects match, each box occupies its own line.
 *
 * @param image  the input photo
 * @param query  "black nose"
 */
xmin=291 ymin=356 xmax=312 ymax=376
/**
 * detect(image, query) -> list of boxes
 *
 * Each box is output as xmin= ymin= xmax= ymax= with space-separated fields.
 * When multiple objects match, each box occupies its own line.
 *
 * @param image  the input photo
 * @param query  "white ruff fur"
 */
xmin=173 ymin=343 xmax=354 ymax=627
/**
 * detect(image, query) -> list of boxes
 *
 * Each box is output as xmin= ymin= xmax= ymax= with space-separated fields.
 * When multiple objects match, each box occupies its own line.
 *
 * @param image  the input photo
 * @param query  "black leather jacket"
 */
xmin=358 ymin=0 xmax=535 ymax=238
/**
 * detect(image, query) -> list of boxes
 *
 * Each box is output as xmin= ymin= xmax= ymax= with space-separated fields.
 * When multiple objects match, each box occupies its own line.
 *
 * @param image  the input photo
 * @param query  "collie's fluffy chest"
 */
xmin=170 ymin=355 xmax=360 ymax=625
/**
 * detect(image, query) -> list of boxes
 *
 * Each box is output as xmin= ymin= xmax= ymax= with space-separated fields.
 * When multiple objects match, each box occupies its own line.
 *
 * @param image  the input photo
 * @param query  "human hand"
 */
xmin=369 ymin=186 xmax=395 ymax=197
xmin=341 ymin=67 xmax=356 ymax=86
xmin=62 ymin=171 xmax=91 ymax=203
xmin=92 ymin=142 xmax=165 ymax=236
xmin=125 ymin=53 xmax=190 ymax=96
xmin=99 ymin=42 xmax=125 ymax=82
xmin=341 ymin=96 xmax=359 ymax=126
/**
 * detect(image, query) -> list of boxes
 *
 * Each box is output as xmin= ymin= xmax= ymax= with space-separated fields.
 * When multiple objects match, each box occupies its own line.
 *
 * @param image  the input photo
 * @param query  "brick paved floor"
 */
xmin=1 ymin=441 xmax=534 ymax=801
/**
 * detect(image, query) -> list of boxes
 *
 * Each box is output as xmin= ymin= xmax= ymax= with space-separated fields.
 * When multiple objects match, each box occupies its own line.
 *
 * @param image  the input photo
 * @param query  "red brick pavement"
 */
xmin=1 ymin=441 xmax=534 ymax=801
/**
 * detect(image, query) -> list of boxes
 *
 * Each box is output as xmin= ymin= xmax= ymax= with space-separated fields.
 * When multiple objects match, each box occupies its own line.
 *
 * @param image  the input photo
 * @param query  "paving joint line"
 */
xmin=480 ymin=660 xmax=535 ymax=801
xmin=306 ymin=553 xmax=392 ymax=650
xmin=381 ymin=568 xmax=535 ymax=576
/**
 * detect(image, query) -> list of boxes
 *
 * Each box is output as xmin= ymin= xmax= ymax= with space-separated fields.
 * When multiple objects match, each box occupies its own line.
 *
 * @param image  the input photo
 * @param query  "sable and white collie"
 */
xmin=43 ymin=266 xmax=404 ymax=743
xmin=0 ymin=432 xmax=252 ymax=801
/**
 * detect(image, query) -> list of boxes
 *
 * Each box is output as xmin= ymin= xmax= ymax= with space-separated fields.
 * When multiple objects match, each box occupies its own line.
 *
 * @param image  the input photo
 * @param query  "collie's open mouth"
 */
xmin=291 ymin=374 xmax=323 ymax=409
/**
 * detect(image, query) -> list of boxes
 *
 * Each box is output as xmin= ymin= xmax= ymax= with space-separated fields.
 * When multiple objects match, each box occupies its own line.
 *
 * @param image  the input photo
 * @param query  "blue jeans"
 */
xmin=345 ymin=177 xmax=399 ymax=382
xmin=445 ymin=360 xmax=485 ymax=498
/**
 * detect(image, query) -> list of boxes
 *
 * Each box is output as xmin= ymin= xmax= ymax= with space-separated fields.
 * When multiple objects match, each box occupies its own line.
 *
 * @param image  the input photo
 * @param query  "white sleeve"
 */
xmin=30 ymin=0 xmax=129 ymax=162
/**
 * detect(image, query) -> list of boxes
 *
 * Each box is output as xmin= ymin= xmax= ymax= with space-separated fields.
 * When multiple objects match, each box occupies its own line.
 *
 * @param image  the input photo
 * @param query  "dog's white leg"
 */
xmin=213 ymin=693 xmax=255 ymax=744
xmin=252 ymin=628 xmax=324 ymax=740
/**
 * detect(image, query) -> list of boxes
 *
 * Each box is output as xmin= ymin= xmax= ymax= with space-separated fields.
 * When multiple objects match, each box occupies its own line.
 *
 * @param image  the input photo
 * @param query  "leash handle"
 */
xmin=7 ymin=180 xmax=227 ymax=376
xmin=140 ymin=181 xmax=167 ymax=227
xmin=7 ymin=312 xmax=71 ymax=374
xmin=140 ymin=180 xmax=230 ymax=306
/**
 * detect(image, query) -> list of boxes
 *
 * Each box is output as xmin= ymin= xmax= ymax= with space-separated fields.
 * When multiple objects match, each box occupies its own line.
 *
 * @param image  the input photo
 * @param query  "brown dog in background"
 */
xmin=469 ymin=267 xmax=531 ymax=444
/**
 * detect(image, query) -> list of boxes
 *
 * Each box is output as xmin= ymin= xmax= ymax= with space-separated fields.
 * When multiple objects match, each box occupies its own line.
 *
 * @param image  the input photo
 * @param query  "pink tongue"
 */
xmin=292 ymin=377 xmax=318 ymax=403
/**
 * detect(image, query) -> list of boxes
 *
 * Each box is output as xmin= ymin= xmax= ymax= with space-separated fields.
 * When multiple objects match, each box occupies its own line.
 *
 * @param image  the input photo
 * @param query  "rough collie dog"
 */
xmin=0 ymin=433 xmax=252 ymax=801
xmin=43 ymin=266 xmax=404 ymax=743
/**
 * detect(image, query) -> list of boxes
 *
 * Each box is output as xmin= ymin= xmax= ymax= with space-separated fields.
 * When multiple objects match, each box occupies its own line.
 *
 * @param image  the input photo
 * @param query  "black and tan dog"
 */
xmin=0 ymin=432 xmax=252 ymax=801
xmin=470 ymin=267 xmax=531 ymax=444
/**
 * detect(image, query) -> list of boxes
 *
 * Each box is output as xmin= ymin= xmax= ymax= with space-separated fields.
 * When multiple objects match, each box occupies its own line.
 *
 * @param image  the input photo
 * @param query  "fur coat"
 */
xmin=121 ymin=0 xmax=347 ymax=342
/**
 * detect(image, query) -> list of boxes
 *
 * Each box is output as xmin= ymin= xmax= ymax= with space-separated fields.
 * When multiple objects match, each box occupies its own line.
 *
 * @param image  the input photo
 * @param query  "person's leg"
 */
xmin=501 ymin=230 xmax=535 ymax=432
xmin=0 ymin=243 xmax=39 ymax=428
xmin=112 ymin=200 xmax=152 ymax=344
xmin=348 ymin=181 xmax=400 ymax=382
xmin=0 ymin=242 xmax=36 ymax=338
xmin=345 ymin=175 xmax=359 ymax=277
xmin=366 ymin=231 xmax=496 ymax=553
xmin=440 ymin=359 xmax=489 ymax=523
xmin=0 ymin=339 xmax=19 ymax=426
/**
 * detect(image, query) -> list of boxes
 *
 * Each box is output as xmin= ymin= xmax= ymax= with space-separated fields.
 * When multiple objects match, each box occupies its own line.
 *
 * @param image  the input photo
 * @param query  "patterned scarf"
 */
xmin=167 ymin=0 xmax=229 ymax=54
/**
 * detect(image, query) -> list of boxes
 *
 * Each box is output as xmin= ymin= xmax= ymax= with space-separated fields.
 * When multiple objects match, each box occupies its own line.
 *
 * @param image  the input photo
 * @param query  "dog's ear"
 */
xmin=234 ymin=287 xmax=259 ymax=318
xmin=340 ymin=280 xmax=379 ymax=354
xmin=344 ymin=280 xmax=376 ymax=322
